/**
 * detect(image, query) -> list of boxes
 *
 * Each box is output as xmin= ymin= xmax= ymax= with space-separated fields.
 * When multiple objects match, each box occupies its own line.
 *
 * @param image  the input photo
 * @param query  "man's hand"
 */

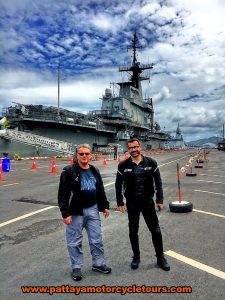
xmin=63 ymin=216 xmax=72 ymax=225
xmin=155 ymin=203 xmax=164 ymax=211
xmin=118 ymin=205 xmax=126 ymax=213
xmin=103 ymin=209 xmax=110 ymax=218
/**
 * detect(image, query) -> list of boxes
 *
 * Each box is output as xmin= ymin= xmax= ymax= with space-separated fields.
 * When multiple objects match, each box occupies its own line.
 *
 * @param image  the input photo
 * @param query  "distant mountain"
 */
xmin=187 ymin=136 xmax=219 ymax=146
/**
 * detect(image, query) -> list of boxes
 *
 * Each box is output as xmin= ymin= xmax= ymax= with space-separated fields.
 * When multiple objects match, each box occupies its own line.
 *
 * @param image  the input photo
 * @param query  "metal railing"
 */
xmin=1 ymin=129 xmax=74 ymax=154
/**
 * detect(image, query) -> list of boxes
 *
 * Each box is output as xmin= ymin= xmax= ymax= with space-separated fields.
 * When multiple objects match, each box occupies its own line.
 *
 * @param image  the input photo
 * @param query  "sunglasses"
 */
xmin=128 ymin=146 xmax=140 ymax=150
xmin=78 ymin=153 xmax=91 ymax=156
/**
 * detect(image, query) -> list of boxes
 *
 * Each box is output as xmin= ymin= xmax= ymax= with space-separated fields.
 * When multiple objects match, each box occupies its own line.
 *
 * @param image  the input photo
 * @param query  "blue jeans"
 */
xmin=66 ymin=204 xmax=105 ymax=269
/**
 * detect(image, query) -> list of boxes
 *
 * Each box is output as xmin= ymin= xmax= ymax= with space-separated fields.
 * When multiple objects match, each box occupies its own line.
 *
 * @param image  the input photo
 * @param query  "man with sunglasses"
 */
xmin=115 ymin=138 xmax=170 ymax=271
xmin=58 ymin=144 xmax=111 ymax=281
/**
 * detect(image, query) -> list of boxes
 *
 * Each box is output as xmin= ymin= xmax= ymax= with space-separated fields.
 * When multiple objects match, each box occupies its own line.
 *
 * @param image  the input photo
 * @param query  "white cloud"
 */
xmin=152 ymin=86 xmax=171 ymax=104
xmin=90 ymin=13 xmax=113 ymax=31
xmin=0 ymin=68 xmax=112 ymax=113
xmin=139 ymin=2 xmax=160 ymax=16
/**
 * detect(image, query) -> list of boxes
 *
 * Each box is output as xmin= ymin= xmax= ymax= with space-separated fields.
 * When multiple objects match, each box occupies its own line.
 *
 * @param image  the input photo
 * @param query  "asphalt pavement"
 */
xmin=0 ymin=149 xmax=224 ymax=300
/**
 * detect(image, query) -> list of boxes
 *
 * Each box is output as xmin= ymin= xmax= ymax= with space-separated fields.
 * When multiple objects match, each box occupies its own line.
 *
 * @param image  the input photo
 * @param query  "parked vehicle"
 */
xmin=218 ymin=141 xmax=225 ymax=151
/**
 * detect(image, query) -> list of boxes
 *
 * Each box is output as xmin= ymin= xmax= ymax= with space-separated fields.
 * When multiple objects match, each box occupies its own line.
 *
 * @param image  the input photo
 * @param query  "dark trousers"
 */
xmin=126 ymin=200 xmax=164 ymax=258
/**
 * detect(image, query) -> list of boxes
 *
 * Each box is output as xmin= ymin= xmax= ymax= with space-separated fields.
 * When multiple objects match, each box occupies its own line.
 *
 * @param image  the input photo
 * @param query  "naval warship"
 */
xmin=0 ymin=34 xmax=170 ymax=157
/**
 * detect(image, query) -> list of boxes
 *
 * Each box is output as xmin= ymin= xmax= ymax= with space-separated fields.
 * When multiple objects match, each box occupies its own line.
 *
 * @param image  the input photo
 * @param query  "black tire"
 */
xmin=195 ymin=165 xmax=203 ymax=168
xmin=186 ymin=173 xmax=197 ymax=177
xmin=169 ymin=201 xmax=193 ymax=213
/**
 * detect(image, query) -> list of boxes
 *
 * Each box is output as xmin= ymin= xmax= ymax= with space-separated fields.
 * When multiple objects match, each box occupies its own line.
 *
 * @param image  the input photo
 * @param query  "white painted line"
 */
xmin=208 ymin=163 xmax=225 ymax=169
xmin=198 ymin=169 xmax=225 ymax=172
xmin=199 ymin=174 xmax=225 ymax=178
xmin=207 ymin=162 xmax=225 ymax=164
xmin=159 ymin=156 xmax=190 ymax=167
xmin=193 ymin=209 xmax=225 ymax=219
xmin=206 ymin=167 xmax=225 ymax=169
xmin=0 ymin=206 xmax=56 ymax=228
xmin=165 ymin=250 xmax=225 ymax=280
xmin=104 ymin=182 xmax=114 ymax=187
xmin=0 ymin=181 xmax=114 ymax=228
xmin=197 ymin=180 xmax=225 ymax=185
xmin=104 ymin=156 xmax=187 ymax=186
xmin=194 ymin=189 xmax=225 ymax=196
xmin=1 ymin=183 xmax=20 ymax=187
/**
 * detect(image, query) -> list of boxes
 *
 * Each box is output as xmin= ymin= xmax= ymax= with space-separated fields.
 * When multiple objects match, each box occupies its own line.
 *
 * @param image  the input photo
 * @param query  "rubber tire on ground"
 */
xmin=195 ymin=165 xmax=203 ymax=168
xmin=186 ymin=173 xmax=197 ymax=177
xmin=169 ymin=201 xmax=193 ymax=213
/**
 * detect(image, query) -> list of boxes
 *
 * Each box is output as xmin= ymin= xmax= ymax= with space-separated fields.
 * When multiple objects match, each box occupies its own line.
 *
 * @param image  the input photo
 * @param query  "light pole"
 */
xmin=57 ymin=63 xmax=60 ymax=118
xmin=223 ymin=124 xmax=225 ymax=140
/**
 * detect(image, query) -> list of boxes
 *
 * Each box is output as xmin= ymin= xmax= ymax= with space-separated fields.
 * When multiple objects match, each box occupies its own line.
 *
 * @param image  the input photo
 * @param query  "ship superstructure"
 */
xmin=89 ymin=33 xmax=160 ymax=143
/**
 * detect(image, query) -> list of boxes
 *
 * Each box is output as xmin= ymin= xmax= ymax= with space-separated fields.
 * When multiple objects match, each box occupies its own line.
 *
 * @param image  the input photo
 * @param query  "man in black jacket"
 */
xmin=58 ymin=144 xmax=111 ymax=281
xmin=115 ymin=138 xmax=170 ymax=271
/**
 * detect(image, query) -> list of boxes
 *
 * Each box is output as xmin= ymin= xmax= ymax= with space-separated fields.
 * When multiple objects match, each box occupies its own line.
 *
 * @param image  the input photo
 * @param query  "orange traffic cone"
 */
xmin=203 ymin=149 xmax=207 ymax=161
xmin=49 ymin=158 xmax=57 ymax=174
xmin=0 ymin=159 xmax=4 ymax=182
xmin=31 ymin=158 xmax=37 ymax=170
xmin=103 ymin=156 xmax=107 ymax=166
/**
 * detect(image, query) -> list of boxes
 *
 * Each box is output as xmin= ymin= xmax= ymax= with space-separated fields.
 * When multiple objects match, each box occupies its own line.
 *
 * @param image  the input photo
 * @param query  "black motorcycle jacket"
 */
xmin=58 ymin=162 xmax=109 ymax=218
xmin=115 ymin=156 xmax=163 ymax=206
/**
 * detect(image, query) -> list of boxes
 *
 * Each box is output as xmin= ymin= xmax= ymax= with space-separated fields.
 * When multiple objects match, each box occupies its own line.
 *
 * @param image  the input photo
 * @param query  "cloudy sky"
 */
xmin=0 ymin=0 xmax=225 ymax=141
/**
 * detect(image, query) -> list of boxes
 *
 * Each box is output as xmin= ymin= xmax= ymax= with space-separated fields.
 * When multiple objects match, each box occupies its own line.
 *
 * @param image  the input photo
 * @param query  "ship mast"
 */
xmin=119 ymin=33 xmax=153 ymax=92
xmin=130 ymin=32 xmax=140 ymax=65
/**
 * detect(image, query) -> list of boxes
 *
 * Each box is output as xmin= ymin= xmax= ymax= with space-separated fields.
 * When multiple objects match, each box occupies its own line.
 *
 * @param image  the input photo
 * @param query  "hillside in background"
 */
xmin=187 ymin=136 xmax=219 ymax=146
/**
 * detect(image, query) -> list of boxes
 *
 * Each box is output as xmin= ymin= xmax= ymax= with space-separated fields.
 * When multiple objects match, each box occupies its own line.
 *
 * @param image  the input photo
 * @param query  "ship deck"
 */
xmin=7 ymin=116 xmax=116 ymax=133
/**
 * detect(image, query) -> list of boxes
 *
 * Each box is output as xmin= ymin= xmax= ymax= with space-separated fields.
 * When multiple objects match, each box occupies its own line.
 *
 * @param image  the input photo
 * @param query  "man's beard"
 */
xmin=130 ymin=150 xmax=140 ymax=156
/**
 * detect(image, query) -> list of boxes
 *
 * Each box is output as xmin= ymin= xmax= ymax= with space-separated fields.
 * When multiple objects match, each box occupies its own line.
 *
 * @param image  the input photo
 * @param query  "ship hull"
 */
xmin=0 ymin=122 xmax=167 ymax=157
xmin=0 ymin=121 xmax=113 ymax=157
